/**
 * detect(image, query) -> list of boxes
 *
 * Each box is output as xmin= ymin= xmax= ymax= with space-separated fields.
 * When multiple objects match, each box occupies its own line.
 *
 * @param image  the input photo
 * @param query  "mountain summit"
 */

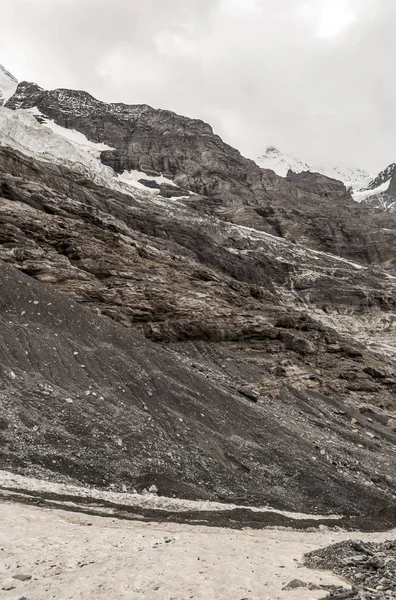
xmin=257 ymin=146 xmax=396 ymax=212
xmin=256 ymin=146 xmax=369 ymax=184
xmin=0 ymin=64 xmax=17 ymax=106
xmin=256 ymin=146 xmax=312 ymax=177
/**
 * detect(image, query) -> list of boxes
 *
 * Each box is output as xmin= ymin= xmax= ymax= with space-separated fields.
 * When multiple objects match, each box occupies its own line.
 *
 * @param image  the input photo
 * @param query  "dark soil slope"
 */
xmin=1 ymin=261 xmax=396 ymax=520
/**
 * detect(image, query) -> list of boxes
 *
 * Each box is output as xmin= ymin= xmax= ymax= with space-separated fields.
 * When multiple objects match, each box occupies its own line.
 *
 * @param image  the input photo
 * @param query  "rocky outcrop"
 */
xmin=305 ymin=540 xmax=396 ymax=598
xmin=6 ymin=82 xmax=396 ymax=271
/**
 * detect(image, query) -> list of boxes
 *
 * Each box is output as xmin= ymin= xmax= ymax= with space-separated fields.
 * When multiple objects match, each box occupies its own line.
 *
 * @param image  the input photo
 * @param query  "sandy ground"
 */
xmin=1 ymin=501 xmax=395 ymax=600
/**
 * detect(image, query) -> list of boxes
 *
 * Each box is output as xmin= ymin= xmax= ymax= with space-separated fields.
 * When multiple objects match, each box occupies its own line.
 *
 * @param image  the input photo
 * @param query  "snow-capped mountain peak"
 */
xmin=256 ymin=146 xmax=311 ymax=177
xmin=367 ymin=163 xmax=396 ymax=191
xmin=256 ymin=146 xmax=396 ymax=212
xmin=0 ymin=65 xmax=18 ymax=106
xmin=256 ymin=146 xmax=369 ymax=184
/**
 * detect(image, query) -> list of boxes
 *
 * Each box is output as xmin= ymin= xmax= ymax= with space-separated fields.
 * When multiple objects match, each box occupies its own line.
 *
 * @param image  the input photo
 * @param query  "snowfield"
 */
xmin=256 ymin=146 xmax=369 ymax=184
xmin=1 ymin=501 xmax=395 ymax=600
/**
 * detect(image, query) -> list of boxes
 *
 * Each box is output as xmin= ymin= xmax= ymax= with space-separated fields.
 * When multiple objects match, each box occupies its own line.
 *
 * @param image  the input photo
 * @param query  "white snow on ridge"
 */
xmin=0 ymin=470 xmax=341 ymax=520
xmin=255 ymin=146 xmax=396 ymax=207
xmin=0 ymin=106 xmax=115 ymax=185
xmin=0 ymin=105 xmax=180 ymax=200
xmin=256 ymin=146 xmax=311 ymax=177
xmin=323 ymin=165 xmax=370 ymax=184
xmin=117 ymin=168 xmax=179 ymax=190
xmin=352 ymin=179 xmax=391 ymax=203
xmin=256 ymin=146 xmax=369 ymax=184
xmin=0 ymin=64 xmax=18 ymax=105
xmin=36 ymin=111 xmax=113 ymax=152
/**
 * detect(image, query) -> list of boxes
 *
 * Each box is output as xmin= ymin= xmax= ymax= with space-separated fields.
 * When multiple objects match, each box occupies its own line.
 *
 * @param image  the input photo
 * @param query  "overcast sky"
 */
xmin=1 ymin=0 xmax=395 ymax=171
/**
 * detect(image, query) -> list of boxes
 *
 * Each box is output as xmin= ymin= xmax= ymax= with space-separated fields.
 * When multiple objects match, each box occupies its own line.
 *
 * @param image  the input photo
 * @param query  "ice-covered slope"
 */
xmin=0 ymin=65 xmax=18 ymax=105
xmin=0 ymin=106 xmax=182 ymax=200
xmin=352 ymin=163 xmax=396 ymax=212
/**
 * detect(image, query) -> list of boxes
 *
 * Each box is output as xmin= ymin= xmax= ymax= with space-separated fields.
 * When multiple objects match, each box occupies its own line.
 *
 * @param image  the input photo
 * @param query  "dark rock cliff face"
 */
xmin=6 ymin=82 xmax=396 ymax=271
xmin=0 ymin=144 xmax=396 ymax=518
xmin=358 ymin=163 xmax=396 ymax=213
xmin=1 ymin=81 xmax=396 ymax=520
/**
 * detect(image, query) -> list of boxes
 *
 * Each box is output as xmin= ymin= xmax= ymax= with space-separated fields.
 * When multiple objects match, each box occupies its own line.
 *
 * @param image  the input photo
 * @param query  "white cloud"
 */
xmin=1 ymin=0 xmax=396 ymax=171
xmin=316 ymin=0 xmax=356 ymax=38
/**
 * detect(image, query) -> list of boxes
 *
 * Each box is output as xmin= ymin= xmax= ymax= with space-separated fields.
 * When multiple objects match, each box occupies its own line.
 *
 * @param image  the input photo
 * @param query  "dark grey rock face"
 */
xmin=6 ymin=82 xmax=396 ymax=271
xmin=1 ymin=80 xmax=396 ymax=521
xmin=0 ymin=260 xmax=396 ymax=519
xmin=0 ymin=144 xmax=396 ymax=519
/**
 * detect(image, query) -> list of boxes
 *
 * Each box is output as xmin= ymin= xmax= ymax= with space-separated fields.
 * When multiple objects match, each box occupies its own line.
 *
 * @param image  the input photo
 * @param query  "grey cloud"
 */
xmin=1 ymin=0 xmax=396 ymax=171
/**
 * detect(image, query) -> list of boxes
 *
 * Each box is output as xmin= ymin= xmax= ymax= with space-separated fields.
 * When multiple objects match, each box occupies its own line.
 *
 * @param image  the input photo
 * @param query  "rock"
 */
xmin=347 ymin=381 xmax=380 ymax=393
xmin=364 ymin=366 xmax=387 ymax=379
xmin=159 ymin=183 xmax=190 ymax=198
xmin=238 ymin=387 xmax=260 ymax=402
xmin=149 ymin=485 xmax=158 ymax=494
xmin=2 ymin=579 xmax=16 ymax=590
xmin=12 ymin=575 xmax=32 ymax=582
xmin=138 ymin=179 xmax=160 ymax=190
xmin=305 ymin=540 xmax=396 ymax=598
xmin=278 ymin=331 xmax=315 ymax=355
xmin=282 ymin=580 xmax=307 ymax=590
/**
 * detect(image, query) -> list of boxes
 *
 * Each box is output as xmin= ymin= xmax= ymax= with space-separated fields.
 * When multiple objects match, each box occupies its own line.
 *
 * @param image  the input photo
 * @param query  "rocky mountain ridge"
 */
xmin=0 ymin=69 xmax=395 ymax=521
xmin=256 ymin=146 xmax=369 ymax=183
xmin=257 ymin=146 xmax=396 ymax=214
xmin=5 ymin=80 xmax=396 ymax=272
xmin=359 ymin=163 xmax=396 ymax=212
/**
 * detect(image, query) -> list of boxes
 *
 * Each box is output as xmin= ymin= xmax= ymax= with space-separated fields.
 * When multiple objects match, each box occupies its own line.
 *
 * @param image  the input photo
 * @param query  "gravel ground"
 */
xmin=306 ymin=540 xmax=396 ymax=599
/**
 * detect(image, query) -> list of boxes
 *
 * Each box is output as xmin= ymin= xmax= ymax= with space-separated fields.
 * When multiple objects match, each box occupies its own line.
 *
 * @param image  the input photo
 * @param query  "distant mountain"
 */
xmin=0 ymin=64 xmax=18 ymax=105
xmin=256 ymin=146 xmax=312 ymax=178
xmin=352 ymin=163 xmax=396 ymax=212
xmin=257 ymin=146 xmax=396 ymax=212
xmin=256 ymin=146 xmax=369 ymax=183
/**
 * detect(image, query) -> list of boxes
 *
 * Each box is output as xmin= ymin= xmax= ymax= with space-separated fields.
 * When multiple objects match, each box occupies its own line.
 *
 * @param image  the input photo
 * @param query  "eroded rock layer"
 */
xmin=6 ymin=83 xmax=396 ymax=271
xmin=0 ymin=80 xmax=395 ymax=521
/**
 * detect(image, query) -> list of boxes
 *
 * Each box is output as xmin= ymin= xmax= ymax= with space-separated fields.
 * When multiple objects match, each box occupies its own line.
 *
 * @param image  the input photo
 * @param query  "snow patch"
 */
xmin=5 ymin=502 xmax=388 ymax=600
xmin=257 ymin=146 xmax=312 ymax=177
xmin=0 ymin=106 xmax=180 ymax=200
xmin=352 ymin=179 xmax=391 ymax=203
xmin=116 ymin=168 xmax=178 ymax=193
xmin=0 ymin=470 xmax=341 ymax=520
xmin=34 ymin=111 xmax=114 ymax=152
xmin=0 ymin=64 xmax=18 ymax=105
